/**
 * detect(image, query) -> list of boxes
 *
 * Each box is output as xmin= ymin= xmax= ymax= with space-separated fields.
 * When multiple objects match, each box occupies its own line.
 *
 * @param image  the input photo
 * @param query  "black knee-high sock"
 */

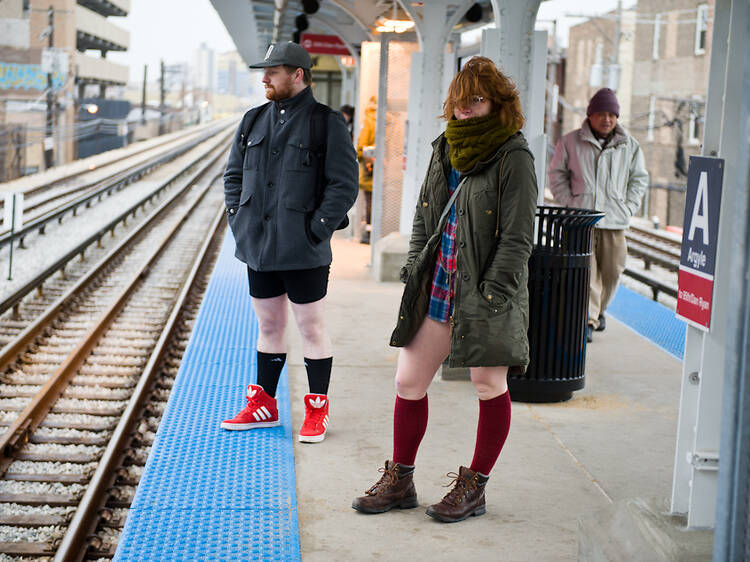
xmin=256 ymin=351 xmax=286 ymax=397
xmin=304 ymin=357 xmax=332 ymax=395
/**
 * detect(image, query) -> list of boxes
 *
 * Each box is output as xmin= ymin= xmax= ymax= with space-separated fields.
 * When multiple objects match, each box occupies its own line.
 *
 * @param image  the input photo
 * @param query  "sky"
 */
xmin=107 ymin=0 xmax=638 ymax=85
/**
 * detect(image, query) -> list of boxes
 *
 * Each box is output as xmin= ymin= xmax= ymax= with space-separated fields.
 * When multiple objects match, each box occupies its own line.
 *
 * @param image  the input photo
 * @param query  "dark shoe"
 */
xmin=596 ymin=314 xmax=606 ymax=332
xmin=586 ymin=325 xmax=593 ymax=343
xmin=352 ymin=460 xmax=418 ymax=514
xmin=425 ymin=466 xmax=488 ymax=523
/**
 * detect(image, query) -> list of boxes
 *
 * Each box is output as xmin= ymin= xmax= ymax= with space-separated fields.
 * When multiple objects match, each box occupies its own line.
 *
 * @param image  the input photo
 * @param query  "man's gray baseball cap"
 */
xmin=249 ymin=41 xmax=313 ymax=70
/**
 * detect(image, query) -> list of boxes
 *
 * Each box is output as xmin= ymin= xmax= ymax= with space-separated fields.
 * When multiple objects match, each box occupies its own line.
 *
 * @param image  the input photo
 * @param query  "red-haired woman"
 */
xmin=352 ymin=57 xmax=538 ymax=523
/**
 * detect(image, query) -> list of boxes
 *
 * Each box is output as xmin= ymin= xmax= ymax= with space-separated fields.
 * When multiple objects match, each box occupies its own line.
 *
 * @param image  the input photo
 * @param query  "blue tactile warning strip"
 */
xmin=607 ymin=285 xmax=686 ymax=360
xmin=115 ymin=231 xmax=301 ymax=561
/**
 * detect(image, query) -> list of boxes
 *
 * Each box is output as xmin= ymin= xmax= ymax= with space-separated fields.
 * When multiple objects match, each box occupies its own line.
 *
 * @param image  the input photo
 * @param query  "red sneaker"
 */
xmin=298 ymin=393 xmax=330 ymax=443
xmin=221 ymin=384 xmax=280 ymax=430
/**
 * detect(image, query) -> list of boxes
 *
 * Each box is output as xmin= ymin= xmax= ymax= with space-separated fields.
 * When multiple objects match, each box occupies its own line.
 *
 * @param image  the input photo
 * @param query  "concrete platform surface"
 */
xmin=282 ymin=238 xmax=691 ymax=561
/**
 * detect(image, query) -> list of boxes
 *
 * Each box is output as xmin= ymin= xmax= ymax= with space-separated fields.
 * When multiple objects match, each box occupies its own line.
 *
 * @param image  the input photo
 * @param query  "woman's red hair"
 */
xmin=442 ymin=56 xmax=525 ymax=130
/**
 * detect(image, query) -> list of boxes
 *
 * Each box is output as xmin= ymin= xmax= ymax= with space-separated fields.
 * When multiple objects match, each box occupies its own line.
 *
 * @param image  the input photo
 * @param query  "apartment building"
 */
xmin=630 ymin=0 xmax=713 ymax=227
xmin=562 ymin=0 xmax=713 ymax=227
xmin=0 ymin=0 xmax=129 ymax=177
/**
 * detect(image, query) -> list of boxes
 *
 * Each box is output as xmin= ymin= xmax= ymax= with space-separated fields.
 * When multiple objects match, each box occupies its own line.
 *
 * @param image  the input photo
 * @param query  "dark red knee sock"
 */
xmin=392 ymin=395 xmax=428 ymax=466
xmin=469 ymin=391 xmax=511 ymax=476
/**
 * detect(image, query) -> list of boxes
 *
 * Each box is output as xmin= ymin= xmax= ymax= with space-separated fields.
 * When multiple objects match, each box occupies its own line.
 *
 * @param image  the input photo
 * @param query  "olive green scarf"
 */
xmin=444 ymin=114 xmax=518 ymax=172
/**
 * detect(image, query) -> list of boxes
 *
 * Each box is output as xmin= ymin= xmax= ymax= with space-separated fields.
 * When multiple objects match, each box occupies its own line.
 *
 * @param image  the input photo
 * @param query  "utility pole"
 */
xmin=141 ymin=64 xmax=147 ymax=125
xmin=611 ymin=0 xmax=622 ymax=90
xmin=44 ymin=5 xmax=54 ymax=170
xmin=159 ymin=60 xmax=165 ymax=135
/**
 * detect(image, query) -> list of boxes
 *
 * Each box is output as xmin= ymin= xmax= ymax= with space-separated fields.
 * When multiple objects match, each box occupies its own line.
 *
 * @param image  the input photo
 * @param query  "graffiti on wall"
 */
xmin=0 ymin=63 xmax=65 ymax=91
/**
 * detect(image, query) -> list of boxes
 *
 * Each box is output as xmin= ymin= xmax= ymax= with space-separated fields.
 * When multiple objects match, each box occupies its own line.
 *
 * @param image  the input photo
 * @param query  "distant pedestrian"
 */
xmin=355 ymin=96 xmax=377 ymax=243
xmin=339 ymin=104 xmax=355 ymax=139
xmin=548 ymin=88 xmax=649 ymax=342
xmin=221 ymin=41 xmax=358 ymax=442
xmin=352 ymin=57 xmax=538 ymax=523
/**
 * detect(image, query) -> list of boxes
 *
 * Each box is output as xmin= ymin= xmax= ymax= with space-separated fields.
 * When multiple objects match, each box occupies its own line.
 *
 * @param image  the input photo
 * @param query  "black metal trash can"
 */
xmin=508 ymin=206 xmax=604 ymax=402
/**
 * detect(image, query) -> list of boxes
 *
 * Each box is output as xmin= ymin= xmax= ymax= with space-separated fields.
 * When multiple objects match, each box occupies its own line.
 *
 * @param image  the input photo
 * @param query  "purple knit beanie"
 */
xmin=587 ymin=88 xmax=620 ymax=117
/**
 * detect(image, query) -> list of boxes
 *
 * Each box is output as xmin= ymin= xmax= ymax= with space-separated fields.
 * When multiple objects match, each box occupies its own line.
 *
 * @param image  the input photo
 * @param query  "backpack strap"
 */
xmin=310 ymin=103 xmax=331 ymax=206
xmin=239 ymin=102 xmax=271 ymax=155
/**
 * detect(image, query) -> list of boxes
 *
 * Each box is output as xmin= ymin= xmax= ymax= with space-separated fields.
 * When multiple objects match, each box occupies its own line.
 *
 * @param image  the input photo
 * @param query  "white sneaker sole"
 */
xmin=298 ymin=432 xmax=326 ymax=443
xmin=221 ymin=420 xmax=280 ymax=430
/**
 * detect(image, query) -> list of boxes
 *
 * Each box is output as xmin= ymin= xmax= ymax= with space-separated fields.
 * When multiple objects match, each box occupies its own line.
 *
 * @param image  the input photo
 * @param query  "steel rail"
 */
xmin=53 ymin=205 xmax=226 ymax=562
xmin=0 ymin=130 xmax=233 ymax=317
xmin=0 ymin=118 xmax=234 ymax=206
xmin=0 ymin=124 xmax=231 ymax=249
xmin=16 ymin=125 xmax=223 ymax=217
xmin=0 ymin=148 xmax=229 ymax=473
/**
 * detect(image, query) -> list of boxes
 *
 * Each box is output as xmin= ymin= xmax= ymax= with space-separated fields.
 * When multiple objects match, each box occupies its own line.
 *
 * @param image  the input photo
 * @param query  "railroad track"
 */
xmin=0 ymin=120 xmax=233 ymax=250
xmin=0 ymin=118 xmax=234 ymax=208
xmin=0 ymin=132 xmax=230 ymax=559
xmin=623 ymin=224 xmax=681 ymax=300
xmin=0 ymin=126 xmax=234 ymax=320
xmin=625 ymin=224 xmax=681 ymax=272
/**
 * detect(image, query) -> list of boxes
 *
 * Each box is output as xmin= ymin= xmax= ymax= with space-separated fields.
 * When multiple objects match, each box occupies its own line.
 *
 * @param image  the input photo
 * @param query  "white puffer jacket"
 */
xmin=548 ymin=120 xmax=649 ymax=229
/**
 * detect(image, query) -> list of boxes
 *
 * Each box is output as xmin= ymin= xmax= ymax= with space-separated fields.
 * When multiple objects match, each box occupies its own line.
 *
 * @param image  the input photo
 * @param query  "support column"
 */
xmin=481 ymin=0 xmax=545 ymax=204
xmin=398 ymin=0 xmax=457 ymax=235
xmin=670 ymin=0 xmax=746 ymax=530
xmin=713 ymin=1 xmax=750 ymax=555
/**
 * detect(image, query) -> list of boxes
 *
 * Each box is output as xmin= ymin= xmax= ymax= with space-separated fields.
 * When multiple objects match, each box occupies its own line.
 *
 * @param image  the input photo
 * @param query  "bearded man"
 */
xmin=221 ymin=41 xmax=358 ymax=442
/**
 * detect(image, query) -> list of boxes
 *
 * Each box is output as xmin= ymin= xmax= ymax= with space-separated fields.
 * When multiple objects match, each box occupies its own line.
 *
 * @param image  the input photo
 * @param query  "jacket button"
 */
xmin=458 ymin=209 xmax=465 ymax=215
xmin=267 ymin=181 xmax=274 ymax=188
xmin=320 ymin=218 xmax=326 ymax=223
xmin=280 ymin=109 xmax=286 ymax=114
xmin=422 ymin=201 xmax=429 ymax=207
xmin=264 ymin=215 xmax=270 ymax=221
xmin=279 ymin=119 xmax=285 ymax=124
xmin=487 ymin=294 xmax=493 ymax=300
xmin=272 ymin=149 xmax=279 ymax=156
xmin=459 ymin=241 xmax=466 ymax=248
xmin=462 ymin=273 xmax=470 ymax=281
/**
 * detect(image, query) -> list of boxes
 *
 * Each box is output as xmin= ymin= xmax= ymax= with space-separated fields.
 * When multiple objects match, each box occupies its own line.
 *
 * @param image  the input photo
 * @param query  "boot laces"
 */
xmin=365 ymin=465 xmax=398 ymax=496
xmin=440 ymin=471 xmax=477 ymax=506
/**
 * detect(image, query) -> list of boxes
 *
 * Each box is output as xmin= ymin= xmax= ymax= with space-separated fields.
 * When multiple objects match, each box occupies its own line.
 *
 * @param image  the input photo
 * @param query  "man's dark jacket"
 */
xmin=224 ymin=87 xmax=358 ymax=270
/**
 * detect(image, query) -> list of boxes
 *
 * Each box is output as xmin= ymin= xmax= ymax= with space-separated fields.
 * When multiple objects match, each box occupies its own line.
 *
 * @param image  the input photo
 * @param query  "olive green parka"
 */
xmin=390 ymin=131 xmax=538 ymax=369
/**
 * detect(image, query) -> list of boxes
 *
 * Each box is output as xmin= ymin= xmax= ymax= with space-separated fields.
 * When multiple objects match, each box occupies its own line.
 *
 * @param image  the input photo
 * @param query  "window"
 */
xmin=652 ymin=14 xmax=661 ymax=60
xmin=688 ymin=99 xmax=703 ymax=145
xmin=647 ymin=95 xmax=656 ymax=142
xmin=695 ymin=4 xmax=709 ymax=55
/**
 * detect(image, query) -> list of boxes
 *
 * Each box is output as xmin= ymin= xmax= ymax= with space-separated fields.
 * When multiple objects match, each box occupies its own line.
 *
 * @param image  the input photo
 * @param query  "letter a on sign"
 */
xmin=688 ymin=171 xmax=710 ymax=245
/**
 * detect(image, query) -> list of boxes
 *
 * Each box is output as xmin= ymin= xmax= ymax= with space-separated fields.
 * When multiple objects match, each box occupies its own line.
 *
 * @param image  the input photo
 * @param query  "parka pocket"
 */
xmin=478 ymin=277 xmax=518 ymax=314
xmin=243 ymin=134 xmax=265 ymax=170
xmin=283 ymin=200 xmax=319 ymax=245
xmin=239 ymin=172 xmax=256 ymax=206
xmin=285 ymin=139 xmax=322 ymax=172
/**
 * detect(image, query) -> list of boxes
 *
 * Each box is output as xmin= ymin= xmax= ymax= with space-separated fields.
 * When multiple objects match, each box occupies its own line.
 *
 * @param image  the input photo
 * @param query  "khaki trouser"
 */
xmin=588 ymin=228 xmax=627 ymax=328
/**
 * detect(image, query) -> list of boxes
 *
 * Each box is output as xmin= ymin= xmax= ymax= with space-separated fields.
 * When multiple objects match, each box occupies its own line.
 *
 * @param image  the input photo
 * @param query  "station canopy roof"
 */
xmin=211 ymin=0 xmax=496 ymax=68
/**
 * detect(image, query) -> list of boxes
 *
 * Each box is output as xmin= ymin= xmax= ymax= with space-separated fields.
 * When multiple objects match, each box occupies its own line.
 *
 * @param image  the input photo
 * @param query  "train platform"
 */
xmin=115 ymin=229 xmax=686 ymax=561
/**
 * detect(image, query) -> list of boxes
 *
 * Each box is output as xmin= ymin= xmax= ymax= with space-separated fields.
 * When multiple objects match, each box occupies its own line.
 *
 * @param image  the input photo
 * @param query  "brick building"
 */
xmin=0 ymin=0 xmax=129 ymax=178
xmin=561 ymin=0 xmax=713 ymax=227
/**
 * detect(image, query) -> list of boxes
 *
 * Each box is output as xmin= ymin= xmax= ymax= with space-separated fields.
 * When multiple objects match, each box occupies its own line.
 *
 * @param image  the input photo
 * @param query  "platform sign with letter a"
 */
xmin=676 ymin=156 xmax=724 ymax=331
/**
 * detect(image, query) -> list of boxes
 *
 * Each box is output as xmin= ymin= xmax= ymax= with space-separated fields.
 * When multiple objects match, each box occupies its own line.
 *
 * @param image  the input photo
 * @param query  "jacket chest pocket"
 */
xmin=467 ymin=185 xmax=499 ymax=232
xmin=285 ymin=138 xmax=321 ymax=172
xmin=243 ymin=134 xmax=265 ymax=170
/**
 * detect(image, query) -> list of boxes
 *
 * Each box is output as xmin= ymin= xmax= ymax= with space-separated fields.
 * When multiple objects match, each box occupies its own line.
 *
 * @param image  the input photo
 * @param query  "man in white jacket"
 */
xmin=548 ymin=88 xmax=649 ymax=342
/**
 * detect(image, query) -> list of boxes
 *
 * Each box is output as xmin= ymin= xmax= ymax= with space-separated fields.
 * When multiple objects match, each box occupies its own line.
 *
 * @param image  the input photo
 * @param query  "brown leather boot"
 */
xmin=425 ymin=466 xmax=488 ymax=523
xmin=351 ymin=460 xmax=418 ymax=514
